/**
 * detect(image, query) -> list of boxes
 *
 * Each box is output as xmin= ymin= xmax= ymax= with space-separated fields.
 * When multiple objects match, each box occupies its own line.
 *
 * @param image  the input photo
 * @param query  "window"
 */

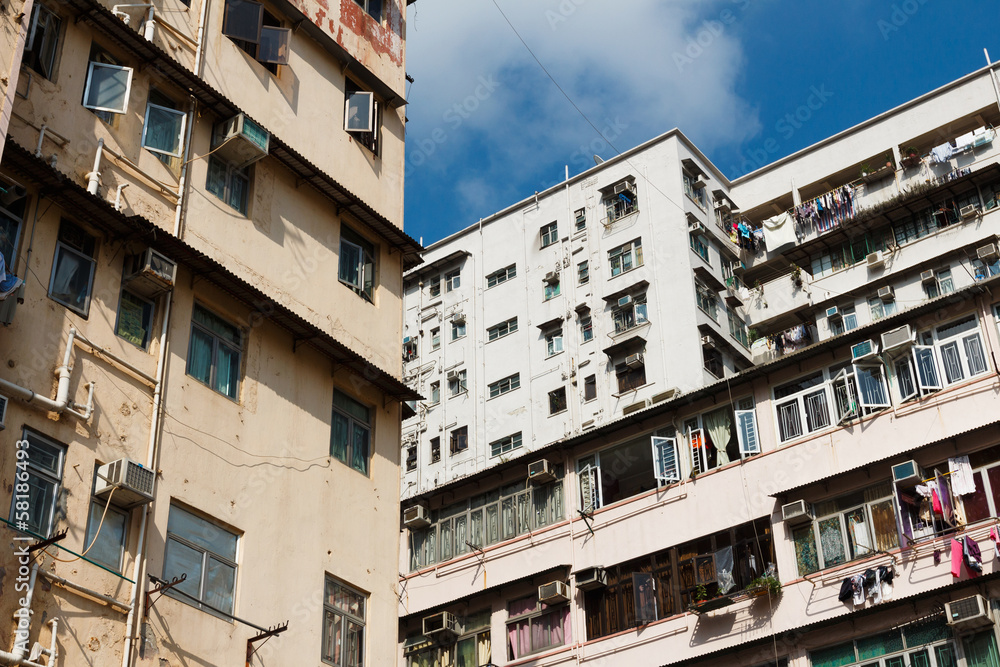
xmin=690 ymin=233 xmax=710 ymax=263
xmin=330 ymin=390 xmax=372 ymax=475
xmin=579 ymin=433 xmax=674 ymax=513
xmin=973 ymin=253 xmax=1000 ymax=280
xmin=406 ymin=612 xmax=491 ymax=666
xmin=115 ymin=289 xmax=154 ymax=349
xmin=893 ymin=316 xmax=990 ymax=402
xmin=402 ymin=338 xmax=417 ymax=361
xmin=577 ymin=260 xmax=589 ymax=284
xmin=162 ymin=504 xmax=239 ymax=616
xmin=344 ymin=82 xmax=380 ymax=153
xmin=487 ymin=317 xmax=517 ymax=341
xmin=83 ymin=57 xmax=132 ymax=115
xmin=222 ymin=0 xmax=290 ymax=72
xmin=924 ymin=268 xmax=954 ymax=299
xmin=448 ymin=370 xmax=467 ymax=395
xmin=142 ymin=90 xmax=186 ymax=159
xmin=338 ymin=226 xmax=376 ymax=301
xmin=703 ymin=347 xmax=724 ymax=378
xmin=612 ymin=295 xmax=647 ymax=333
xmin=544 ymin=278 xmax=561 ymax=301
xmin=728 ymin=310 xmax=749 ymax=348
xmin=322 ymin=578 xmax=366 ymax=667
xmin=583 ymin=375 xmax=596 ymax=401
xmin=428 ymin=277 xmax=441 ymax=298
xmin=773 ymin=371 xmax=830 ymax=442
xmin=616 ymin=359 xmax=646 ymax=392
xmin=683 ymin=399 xmax=757 ymax=474
xmin=603 ymin=181 xmax=637 ymax=223
xmin=683 ymin=172 xmax=707 ymax=208
xmin=808 ymin=620 xmax=954 ymax=667
xmin=430 ymin=437 xmax=441 ymax=463
xmin=791 ymin=482 xmax=898 ymax=576
xmin=451 ymin=319 xmax=466 ymax=340
xmin=548 ymin=387 xmax=567 ymax=414
xmin=575 ymin=208 xmax=586 ymax=232
xmin=431 ymin=328 xmax=440 ymax=350
xmin=545 ymin=328 xmax=563 ymax=356
xmin=445 ymin=269 xmax=461 ymax=292
xmin=695 ymin=282 xmax=718 ymax=320
xmin=832 ymin=363 xmax=890 ymax=422
xmin=580 ymin=316 xmax=593 ymax=342
xmin=0 ymin=194 xmax=26 ymax=274
xmin=48 ymin=220 xmax=97 ymax=316
xmin=487 ymin=264 xmax=516 ymax=288
xmin=490 ymin=432 xmax=522 ymax=457
xmin=488 ymin=373 xmax=520 ymax=398
xmin=829 ymin=306 xmax=858 ymax=336
xmin=24 ymin=3 xmax=61 ymax=79
xmin=9 ymin=429 xmax=65 ymax=536
xmin=450 ymin=426 xmax=468 ymax=454
xmin=869 ymin=295 xmax=897 ymax=321
xmin=405 ymin=445 xmax=416 ymax=471
xmin=540 ymin=221 xmax=558 ymax=248
xmin=85 ymin=469 xmax=128 ymax=571
xmin=187 ymin=304 xmax=243 ymax=400
xmin=506 ymin=595 xmax=571 ymax=660
xmin=352 ymin=0 xmax=382 ymax=21
xmin=206 ymin=156 xmax=251 ymax=216
xmin=608 ymin=239 xmax=643 ymax=277
xmin=429 ymin=381 xmax=440 ymax=405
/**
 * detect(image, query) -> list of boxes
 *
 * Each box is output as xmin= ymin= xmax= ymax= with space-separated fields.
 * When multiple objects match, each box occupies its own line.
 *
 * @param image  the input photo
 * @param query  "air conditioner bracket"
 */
xmin=246 ymin=622 xmax=289 ymax=664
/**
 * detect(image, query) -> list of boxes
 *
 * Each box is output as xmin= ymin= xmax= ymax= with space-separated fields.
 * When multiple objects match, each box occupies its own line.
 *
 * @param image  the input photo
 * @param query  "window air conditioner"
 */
xmin=211 ymin=113 xmax=270 ymax=167
xmin=780 ymin=499 xmax=814 ymax=526
xmin=576 ymin=567 xmax=608 ymax=591
xmin=0 ymin=394 xmax=7 ymax=430
xmin=95 ymin=458 xmax=155 ymax=508
xmin=891 ymin=460 xmax=924 ymax=487
xmin=544 ymin=271 xmax=560 ymax=284
xmin=960 ymin=204 xmax=979 ymax=219
xmin=920 ymin=270 xmax=936 ymax=284
xmin=624 ymin=353 xmax=644 ymax=369
xmin=452 ymin=312 xmax=466 ymax=324
xmin=977 ymin=243 xmax=998 ymax=260
xmin=693 ymin=178 xmax=708 ymax=190
xmin=538 ymin=581 xmax=570 ymax=605
xmin=446 ymin=370 xmax=462 ymax=381
xmin=403 ymin=336 xmax=412 ymax=344
xmin=700 ymin=335 xmax=716 ymax=348
xmin=403 ymin=505 xmax=431 ymax=529
xmin=527 ymin=459 xmax=556 ymax=484
xmin=123 ymin=248 xmax=177 ymax=298
xmin=878 ymin=285 xmax=895 ymax=301
xmin=944 ymin=595 xmax=993 ymax=631
xmin=866 ymin=251 xmax=885 ymax=269
xmin=617 ymin=295 xmax=633 ymax=308
xmin=613 ymin=182 xmax=634 ymax=197
xmin=575 ymin=208 xmax=586 ymax=223
xmin=650 ymin=388 xmax=680 ymax=404
xmin=622 ymin=399 xmax=648 ymax=415
xmin=422 ymin=611 xmax=459 ymax=640
xmin=826 ymin=306 xmax=840 ymax=320
xmin=851 ymin=339 xmax=878 ymax=362
xmin=880 ymin=325 xmax=913 ymax=352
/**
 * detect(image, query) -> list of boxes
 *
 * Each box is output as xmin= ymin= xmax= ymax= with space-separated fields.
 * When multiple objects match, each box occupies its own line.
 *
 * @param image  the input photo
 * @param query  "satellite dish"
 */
xmin=593 ymin=155 xmax=604 ymax=165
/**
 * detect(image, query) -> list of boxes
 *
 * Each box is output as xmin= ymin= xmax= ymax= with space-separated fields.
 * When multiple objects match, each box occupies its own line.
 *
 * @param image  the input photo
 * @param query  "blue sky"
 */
xmin=403 ymin=1 xmax=1000 ymax=246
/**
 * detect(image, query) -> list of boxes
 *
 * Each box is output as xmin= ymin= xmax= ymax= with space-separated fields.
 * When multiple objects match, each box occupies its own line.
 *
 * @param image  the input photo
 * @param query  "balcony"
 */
xmin=750 ymin=322 xmax=817 ymax=364
xmin=745 ymin=268 xmax=814 ymax=331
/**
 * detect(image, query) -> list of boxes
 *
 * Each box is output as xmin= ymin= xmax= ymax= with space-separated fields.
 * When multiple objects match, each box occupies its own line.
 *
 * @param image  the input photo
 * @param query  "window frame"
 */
xmin=583 ymin=374 xmax=597 ymax=401
xmin=603 ymin=183 xmax=638 ymax=223
xmin=344 ymin=83 xmax=380 ymax=153
xmin=580 ymin=315 xmax=594 ymax=342
xmin=85 ymin=477 xmax=129 ymax=572
xmin=577 ymin=260 xmax=589 ymax=284
xmin=24 ymin=2 xmax=62 ymax=80
xmin=330 ymin=389 xmax=373 ymax=476
xmin=186 ymin=303 xmax=244 ymax=400
xmin=506 ymin=595 xmax=570 ymax=660
xmin=545 ymin=328 xmax=564 ymax=357
xmin=615 ymin=360 xmax=646 ymax=393
xmin=162 ymin=504 xmax=240 ymax=618
xmin=486 ymin=264 xmax=516 ymax=288
xmin=115 ymin=288 xmax=155 ymax=349
xmin=548 ymin=387 xmax=567 ymax=415
xmin=206 ymin=156 xmax=251 ymax=216
xmin=543 ymin=278 xmax=561 ymax=301
xmin=487 ymin=317 xmax=518 ymax=342
xmin=141 ymin=100 xmax=187 ymax=158
xmin=772 ymin=371 xmax=832 ymax=443
xmin=429 ymin=381 xmax=440 ymax=405
xmin=608 ymin=239 xmax=643 ymax=277
xmin=450 ymin=426 xmax=469 ymax=454
xmin=321 ymin=577 xmax=367 ymax=667
xmin=82 ymin=60 xmax=133 ymax=114
xmin=9 ymin=429 xmax=66 ymax=537
xmin=430 ymin=437 xmax=441 ymax=464
xmin=448 ymin=370 xmax=467 ymax=396
xmin=488 ymin=373 xmax=520 ymax=399
xmin=540 ymin=221 xmax=558 ymax=248
xmin=612 ymin=295 xmax=648 ymax=334
xmin=338 ymin=226 xmax=376 ymax=301
xmin=445 ymin=269 xmax=461 ymax=292
xmin=451 ymin=320 xmax=466 ymax=341
xmin=430 ymin=327 xmax=440 ymax=350
xmin=352 ymin=0 xmax=382 ymax=22
xmin=490 ymin=432 xmax=522 ymax=457
xmin=48 ymin=220 xmax=97 ymax=317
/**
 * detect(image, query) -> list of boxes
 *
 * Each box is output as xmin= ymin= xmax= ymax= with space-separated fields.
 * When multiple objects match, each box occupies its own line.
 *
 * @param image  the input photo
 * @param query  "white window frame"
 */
xmin=344 ymin=91 xmax=375 ymax=132
xmin=48 ymin=222 xmax=97 ymax=317
xmin=487 ymin=317 xmax=517 ymax=342
xmin=794 ymin=484 xmax=896 ymax=574
xmin=919 ymin=315 xmax=990 ymax=387
xmin=431 ymin=327 xmax=440 ymax=350
xmin=612 ymin=296 xmax=648 ymax=333
xmin=544 ymin=280 xmax=561 ymax=301
xmin=688 ymin=426 xmax=708 ymax=475
xmin=651 ymin=436 xmax=680 ymax=485
xmin=608 ymin=239 xmax=642 ymax=277
xmin=868 ymin=295 xmax=897 ymax=321
xmin=448 ymin=370 xmax=467 ymax=396
xmin=25 ymin=2 xmax=61 ymax=80
xmin=580 ymin=315 xmax=593 ymax=342
xmin=429 ymin=381 xmax=440 ymax=405
xmin=488 ymin=373 xmax=520 ymax=399
xmin=450 ymin=426 xmax=469 ymax=453
xmin=445 ymin=269 xmax=461 ymax=292
xmin=82 ymin=61 xmax=133 ymax=114
xmin=141 ymin=101 xmax=187 ymax=158
xmin=487 ymin=264 xmax=516 ymax=288
xmin=540 ymin=221 xmax=558 ymax=248
xmin=545 ymin=328 xmax=563 ymax=357
xmin=451 ymin=320 xmax=466 ymax=341
xmin=577 ymin=260 xmax=589 ymax=284
xmin=829 ymin=306 xmax=858 ymax=336
xmin=575 ymin=208 xmax=586 ymax=231
xmin=490 ymin=432 xmax=522 ymax=457
xmin=772 ymin=372 xmax=832 ymax=443
xmin=735 ymin=409 xmax=760 ymax=457
xmin=9 ymin=429 xmax=66 ymax=537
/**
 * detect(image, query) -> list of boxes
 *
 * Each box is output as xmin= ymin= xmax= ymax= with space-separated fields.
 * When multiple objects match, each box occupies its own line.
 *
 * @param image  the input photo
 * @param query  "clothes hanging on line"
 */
xmin=949 ymin=456 xmax=976 ymax=496
xmin=794 ymin=185 xmax=856 ymax=234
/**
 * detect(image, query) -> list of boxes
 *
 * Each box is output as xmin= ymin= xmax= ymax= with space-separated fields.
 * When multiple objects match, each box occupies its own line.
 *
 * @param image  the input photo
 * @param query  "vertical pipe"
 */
xmin=86 ymin=139 xmax=104 ymax=195
xmin=34 ymin=125 xmax=46 ymax=157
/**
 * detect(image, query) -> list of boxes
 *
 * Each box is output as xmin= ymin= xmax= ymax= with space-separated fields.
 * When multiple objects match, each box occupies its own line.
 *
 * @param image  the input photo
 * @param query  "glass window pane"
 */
xmin=776 ymin=401 xmax=802 ymax=441
xmin=24 ymin=434 xmax=62 ymax=475
xmin=340 ymin=240 xmax=362 ymax=287
xmin=322 ymin=610 xmax=343 ymax=662
xmin=204 ymin=557 xmax=236 ymax=613
xmin=818 ymin=516 xmax=846 ymax=567
xmin=935 ymin=645 xmax=957 ymax=667
xmin=215 ymin=343 xmax=241 ymax=399
xmin=346 ymin=620 xmax=364 ymax=667
xmin=331 ymin=412 xmax=349 ymax=462
xmin=84 ymin=63 xmax=131 ymax=113
xmin=116 ymin=290 xmax=153 ymax=348
xmin=206 ymin=158 xmax=227 ymax=199
xmin=940 ymin=342 xmax=964 ymax=383
xmin=792 ymin=525 xmax=819 ymax=574
xmin=163 ymin=537 xmax=203 ymax=599
xmin=229 ymin=171 xmax=249 ymax=214
xmin=86 ymin=501 xmax=126 ymax=570
xmin=857 ymin=629 xmax=902 ymax=659
xmin=193 ymin=305 xmax=241 ymax=345
xmin=258 ymin=26 xmax=290 ymax=64
xmin=167 ymin=506 xmax=238 ymax=560
xmin=49 ymin=245 xmax=94 ymax=313
xmin=964 ymin=335 xmax=988 ymax=376
xmin=223 ymin=0 xmax=263 ymax=42
xmin=810 ymin=642 xmax=856 ymax=667
xmin=21 ymin=473 xmax=56 ymax=535
xmin=143 ymin=104 xmax=185 ymax=156
xmin=351 ymin=424 xmax=370 ymax=475
xmin=186 ymin=327 xmax=214 ymax=385
xmin=804 ymin=390 xmax=831 ymax=431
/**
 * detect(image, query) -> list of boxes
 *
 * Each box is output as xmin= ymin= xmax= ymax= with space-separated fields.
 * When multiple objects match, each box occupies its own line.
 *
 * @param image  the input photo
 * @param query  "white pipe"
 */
xmin=193 ymin=0 xmax=211 ymax=78
xmin=73 ymin=330 xmax=157 ymax=386
xmin=143 ymin=6 xmax=155 ymax=41
xmin=115 ymin=183 xmax=130 ymax=211
xmin=86 ymin=139 xmax=104 ymax=195
xmin=38 ymin=570 xmax=132 ymax=613
xmin=0 ymin=650 xmax=47 ymax=667
xmin=173 ymin=100 xmax=195 ymax=238
xmin=34 ymin=125 xmax=46 ymax=157
xmin=0 ymin=328 xmax=92 ymax=419
xmin=121 ymin=294 xmax=172 ymax=667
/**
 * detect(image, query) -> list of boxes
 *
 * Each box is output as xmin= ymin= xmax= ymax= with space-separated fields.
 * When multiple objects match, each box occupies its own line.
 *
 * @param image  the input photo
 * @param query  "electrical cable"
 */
xmin=43 ymin=487 xmax=118 ymax=563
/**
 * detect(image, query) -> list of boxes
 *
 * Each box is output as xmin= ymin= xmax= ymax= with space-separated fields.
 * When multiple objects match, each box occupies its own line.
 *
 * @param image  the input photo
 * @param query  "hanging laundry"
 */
xmin=838 ymin=576 xmax=854 ymax=602
xmin=850 ymin=573 xmax=866 ymax=607
xmin=931 ymin=489 xmax=942 ymax=515
xmin=876 ymin=565 xmax=894 ymax=601
xmin=990 ymin=526 xmax=1000 ymax=559
xmin=936 ymin=470 xmax=954 ymax=526
xmin=963 ymin=536 xmax=982 ymax=576
xmin=949 ymin=456 xmax=976 ymax=495
xmin=951 ymin=538 xmax=964 ymax=578
xmin=762 ymin=212 xmax=797 ymax=251
xmin=931 ymin=143 xmax=954 ymax=164
xmin=863 ymin=568 xmax=880 ymax=604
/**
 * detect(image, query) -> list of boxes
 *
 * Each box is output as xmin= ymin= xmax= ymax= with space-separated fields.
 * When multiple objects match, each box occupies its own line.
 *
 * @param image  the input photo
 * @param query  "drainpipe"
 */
xmin=143 ymin=5 xmax=155 ymax=41
xmin=39 ymin=571 xmax=132 ymax=613
xmin=121 ymin=294 xmax=172 ymax=667
xmin=0 ymin=327 xmax=95 ymax=419
xmin=26 ymin=619 xmax=58 ymax=665
xmin=173 ymin=0 xmax=211 ymax=239
xmin=86 ymin=139 xmax=104 ymax=195
xmin=115 ymin=183 xmax=130 ymax=211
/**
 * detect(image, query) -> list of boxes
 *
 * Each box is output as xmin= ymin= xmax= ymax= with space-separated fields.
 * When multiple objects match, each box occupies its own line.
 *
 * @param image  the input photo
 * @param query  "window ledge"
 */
xmin=608 ymin=264 xmax=644 ymax=281
xmin=486 ymin=388 xmax=519 ymax=401
xmin=610 ymin=321 xmax=651 ymax=339
xmin=685 ymin=194 xmax=708 ymax=211
xmin=549 ymin=409 xmax=568 ymax=417
xmin=607 ymin=209 xmax=640 ymax=227
xmin=546 ymin=350 xmax=565 ymax=360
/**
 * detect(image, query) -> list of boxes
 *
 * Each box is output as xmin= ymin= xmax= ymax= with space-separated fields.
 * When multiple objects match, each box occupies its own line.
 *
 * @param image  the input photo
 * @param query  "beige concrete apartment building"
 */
xmin=0 ymin=0 xmax=420 ymax=665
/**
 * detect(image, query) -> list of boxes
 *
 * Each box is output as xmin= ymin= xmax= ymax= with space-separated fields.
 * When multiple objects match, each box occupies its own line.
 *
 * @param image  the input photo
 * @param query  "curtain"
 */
xmin=144 ymin=105 xmax=184 ymax=155
xmin=216 ymin=342 xmax=240 ymax=398
xmin=703 ymin=408 xmax=732 ymax=466
xmin=187 ymin=328 xmax=214 ymax=386
xmin=477 ymin=633 xmax=491 ymax=665
xmin=331 ymin=412 xmax=349 ymax=462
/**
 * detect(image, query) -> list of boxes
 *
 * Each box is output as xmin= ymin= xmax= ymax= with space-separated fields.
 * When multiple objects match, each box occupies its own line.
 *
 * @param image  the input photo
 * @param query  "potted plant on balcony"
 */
xmin=790 ymin=264 xmax=803 ymax=288
xmin=901 ymin=147 xmax=921 ymax=169
xmin=747 ymin=574 xmax=782 ymax=599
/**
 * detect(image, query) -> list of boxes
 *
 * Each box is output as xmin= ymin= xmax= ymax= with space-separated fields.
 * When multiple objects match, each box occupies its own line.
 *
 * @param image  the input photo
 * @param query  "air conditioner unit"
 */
xmin=403 ymin=336 xmax=412 ymax=344
xmin=878 ymin=285 xmax=895 ymax=301
xmin=0 ymin=394 xmax=7 ymax=430
xmin=920 ymin=270 xmax=936 ymax=284
xmin=650 ymin=388 xmax=680 ymax=404
xmin=944 ymin=595 xmax=993 ymax=631
xmin=422 ymin=611 xmax=459 ymax=640
xmin=780 ymin=499 xmax=813 ymax=526
xmin=700 ymin=335 xmax=716 ymax=348
xmin=538 ymin=581 xmax=570 ymax=605
xmin=866 ymin=251 xmax=885 ymax=269
xmin=211 ymin=113 xmax=270 ymax=167
xmin=403 ymin=505 xmax=431 ymax=529
xmin=617 ymin=295 xmax=633 ymax=308
xmin=575 ymin=208 xmax=586 ymax=223
xmin=851 ymin=339 xmax=878 ymax=362
xmin=881 ymin=325 xmax=913 ymax=352
xmin=576 ymin=567 xmax=608 ymax=591
xmin=693 ymin=178 xmax=708 ymax=190
xmin=446 ymin=369 xmax=462 ymax=381
xmin=95 ymin=458 xmax=155 ymax=508
xmin=452 ymin=312 xmax=466 ymax=324
xmin=123 ymin=248 xmax=177 ymax=298
xmin=528 ymin=459 xmax=556 ymax=484
xmin=961 ymin=204 xmax=979 ymax=219
xmin=891 ymin=460 xmax=924 ymax=487
xmin=825 ymin=306 xmax=841 ymax=320
xmin=613 ymin=182 xmax=635 ymax=197
xmin=624 ymin=353 xmax=644 ymax=368
xmin=544 ymin=271 xmax=560 ymax=284
xmin=978 ymin=243 xmax=999 ymax=260
xmin=622 ymin=399 xmax=648 ymax=415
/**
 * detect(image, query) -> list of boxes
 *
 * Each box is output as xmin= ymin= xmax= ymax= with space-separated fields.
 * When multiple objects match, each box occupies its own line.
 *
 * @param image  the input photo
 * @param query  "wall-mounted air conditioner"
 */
xmin=960 ymin=204 xmax=979 ymax=219
xmin=978 ymin=243 xmax=998 ymax=260
xmin=576 ymin=567 xmax=608 ymax=591
xmin=123 ymin=248 xmax=176 ymax=298
xmin=403 ymin=505 xmax=431 ymax=529
xmin=624 ymin=353 xmax=644 ymax=368
xmin=878 ymin=285 xmax=895 ymax=301
xmin=528 ymin=459 xmax=556 ymax=484
xmin=538 ymin=581 xmax=570 ymax=605
xmin=780 ymin=499 xmax=813 ymax=526
xmin=211 ymin=113 xmax=270 ymax=167
xmin=881 ymin=325 xmax=913 ymax=352
xmin=920 ymin=270 xmax=936 ymax=284
xmin=700 ymin=335 xmax=715 ymax=348
xmin=944 ymin=595 xmax=993 ymax=631
xmin=866 ymin=251 xmax=885 ymax=269
xmin=891 ymin=460 xmax=924 ymax=487
xmin=95 ymin=458 xmax=155 ymax=507
xmin=618 ymin=295 xmax=633 ymax=308
xmin=451 ymin=312 xmax=466 ymax=324
xmin=826 ymin=306 xmax=840 ymax=320
xmin=446 ymin=369 xmax=462 ymax=381
xmin=422 ymin=611 xmax=459 ymax=640
xmin=0 ymin=394 xmax=7 ymax=430
xmin=613 ymin=182 xmax=635 ymax=197
xmin=544 ymin=271 xmax=560 ymax=284
xmin=851 ymin=339 xmax=878 ymax=362
xmin=0 ymin=281 xmax=24 ymax=326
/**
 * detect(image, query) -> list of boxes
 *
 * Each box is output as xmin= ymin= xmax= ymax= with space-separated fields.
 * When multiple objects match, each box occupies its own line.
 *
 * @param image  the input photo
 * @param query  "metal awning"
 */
xmin=3 ymin=142 xmax=421 ymax=402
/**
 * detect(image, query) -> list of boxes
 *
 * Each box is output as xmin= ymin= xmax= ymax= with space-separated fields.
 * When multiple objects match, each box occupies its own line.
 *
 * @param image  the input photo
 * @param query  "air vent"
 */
xmin=528 ymin=459 xmax=555 ymax=484
xmin=880 ymin=325 xmax=913 ymax=352
xmin=780 ymin=500 xmax=813 ymax=526
xmin=211 ymin=113 xmax=270 ymax=167
xmin=866 ymin=251 xmax=885 ymax=269
xmin=920 ymin=270 xmax=936 ymax=284
xmin=650 ymin=388 xmax=680 ymax=404
xmin=95 ymin=458 xmax=155 ymax=507
xmin=538 ymin=581 xmax=570 ymax=605
xmin=622 ymin=399 xmax=648 ymax=415
xmin=576 ymin=567 xmax=608 ymax=591
xmin=403 ymin=505 xmax=431 ymax=529
xmin=851 ymin=339 xmax=877 ymax=362
xmin=891 ymin=460 xmax=923 ymax=487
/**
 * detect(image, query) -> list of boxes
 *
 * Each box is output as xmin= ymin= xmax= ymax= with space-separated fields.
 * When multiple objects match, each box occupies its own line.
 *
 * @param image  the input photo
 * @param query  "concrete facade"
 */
xmin=0 ymin=0 xmax=420 ymax=665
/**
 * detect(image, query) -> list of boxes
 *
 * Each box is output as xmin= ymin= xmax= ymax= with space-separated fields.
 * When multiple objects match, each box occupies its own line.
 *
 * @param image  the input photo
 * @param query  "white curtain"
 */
xmin=703 ymin=408 xmax=732 ymax=466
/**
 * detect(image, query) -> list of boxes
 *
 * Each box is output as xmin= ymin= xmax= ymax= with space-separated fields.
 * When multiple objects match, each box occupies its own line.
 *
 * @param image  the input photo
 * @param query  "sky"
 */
xmin=402 ymin=0 xmax=1000 ymax=247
